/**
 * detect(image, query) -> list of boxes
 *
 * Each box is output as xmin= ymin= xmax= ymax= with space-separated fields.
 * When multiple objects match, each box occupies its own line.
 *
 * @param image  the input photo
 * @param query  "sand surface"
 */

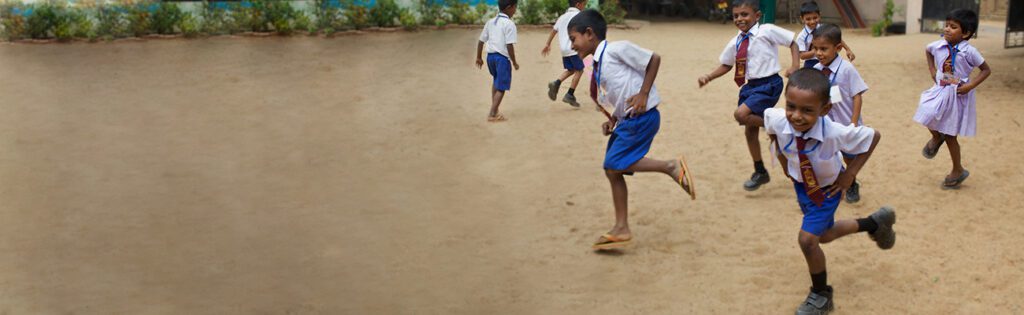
xmin=1 ymin=20 xmax=1023 ymax=314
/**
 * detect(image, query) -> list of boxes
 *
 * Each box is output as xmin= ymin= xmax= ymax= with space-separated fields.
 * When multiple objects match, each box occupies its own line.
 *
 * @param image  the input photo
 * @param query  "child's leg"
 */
xmin=734 ymin=104 xmax=765 ymax=127
xmin=602 ymin=169 xmax=632 ymax=240
xmin=490 ymin=87 xmax=505 ymax=117
xmin=945 ymin=135 xmax=965 ymax=180
xmin=744 ymin=125 xmax=763 ymax=163
xmin=569 ymin=70 xmax=583 ymax=91
xmin=558 ymin=70 xmax=573 ymax=82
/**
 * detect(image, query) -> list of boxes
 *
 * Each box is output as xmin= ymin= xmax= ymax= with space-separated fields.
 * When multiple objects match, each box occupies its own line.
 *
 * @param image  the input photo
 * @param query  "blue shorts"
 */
xmin=604 ymin=108 xmax=660 ymax=172
xmin=487 ymin=53 xmax=512 ymax=91
xmin=738 ymin=74 xmax=784 ymax=117
xmin=803 ymin=59 xmax=819 ymax=68
xmin=562 ymin=55 xmax=584 ymax=71
xmin=794 ymin=182 xmax=841 ymax=236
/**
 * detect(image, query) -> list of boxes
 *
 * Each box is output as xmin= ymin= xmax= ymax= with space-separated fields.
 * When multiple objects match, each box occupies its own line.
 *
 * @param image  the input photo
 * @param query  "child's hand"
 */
xmin=956 ymin=82 xmax=975 ymax=94
xmin=846 ymin=50 xmax=856 ymax=62
xmin=626 ymin=93 xmax=648 ymax=117
xmin=826 ymin=172 xmax=855 ymax=198
xmin=698 ymin=75 xmax=711 ymax=88
xmin=476 ymin=58 xmax=483 ymax=69
xmin=541 ymin=45 xmax=550 ymax=56
xmin=513 ymin=62 xmax=520 ymax=70
xmin=601 ymin=120 xmax=615 ymax=136
xmin=784 ymin=66 xmax=798 ymax=77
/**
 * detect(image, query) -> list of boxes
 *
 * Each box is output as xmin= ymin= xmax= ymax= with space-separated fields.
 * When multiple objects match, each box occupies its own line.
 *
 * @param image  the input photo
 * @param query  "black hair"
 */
xmin=567 ymin=9 xmax=607 ymax=40
xmin=787 ymin=68 xmax=831 ymax=105
xmin=946 ymin=8 xmax=978 ymax=40
xmin=499 ymin=0 xmax=517 ymax=12
xmin=799 ymin=1 xmax=819 ymax=16
xmin=731 ymin=0 xmax=759 ymax=11
xmin=568 ymin=0 xmax=583 ymax=8
xmin=811 ymin=23 xmax=842 ymax=45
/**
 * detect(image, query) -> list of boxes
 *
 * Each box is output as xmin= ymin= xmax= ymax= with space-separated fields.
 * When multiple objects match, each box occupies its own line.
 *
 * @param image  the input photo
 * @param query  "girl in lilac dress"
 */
xmin=913 ymin=8 xmax=991 ymax=189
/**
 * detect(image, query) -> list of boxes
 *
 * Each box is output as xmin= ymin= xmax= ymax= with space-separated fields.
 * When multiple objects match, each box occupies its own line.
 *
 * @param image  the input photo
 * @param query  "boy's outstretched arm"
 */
xmin=476 ymin=41 xmax=485 ymax=68
xmin=626 ymin=53 xmax=660 ymax=116
xmin=840 ymin=40 xmax=855 ymax=61
xmin=507 ymin=44 xmax=519 ymax=70
xmin=827 ymin=130 xmax=881 ymax=197
xmin=958 ymin=61 xmax=991 ymax=95
xmin=799 ymin=50 xmax=816 ymax=60
xmin=698 ymin=64 xmax=732 ymax=87
xmin=851 ymin=93 xmax=863 ymax=126
xmin=785 ymin=42 xmax=800 ymax=77
xmin=541 ymin=30 xmax=557 ymax=56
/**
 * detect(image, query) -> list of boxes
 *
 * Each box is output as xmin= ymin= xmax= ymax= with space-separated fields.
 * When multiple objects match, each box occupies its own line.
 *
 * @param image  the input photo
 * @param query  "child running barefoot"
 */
xmin=475 ymin=0 xmax=520 ymax=122
xmin=542 ymin=0 xmax=587 ymax=108
xmin=566 ymin=9 xmax=696 ymax=250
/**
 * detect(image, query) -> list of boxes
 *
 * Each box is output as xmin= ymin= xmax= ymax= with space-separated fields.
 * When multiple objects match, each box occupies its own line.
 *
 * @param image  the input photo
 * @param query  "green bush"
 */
xmin=541 ymin=0 xmax=564 ymax=22
xmin=228 ymin=2 xmax=251 ymax=33
xmin=264 ymin=1 xmax=298 ymax=34
xmin=871 ymin=0 xmax=894 ymax=37
xmin=293 ymin=12 xmax=312 ymax=34
xmin=399 ymin=8 xmax=417 ymax=30
xmin=445 ymin=0 xmax=477 ymax=25
xmin=370 ymin=0 xmax=401 ymax=27
xmin=125 ymin=1 xmax=153 ymax=37
xmin=180 ymin=12 xmax=200 ymax=37
xmin=313 ymin=0 xmax=343 ymax=32
xmin=342 ymin=0 xmax=370 ymax=29
xmin=600 ymin=0 xmax=626 ymax=24
xmin=1 ymin=4 xmax=28 ymax=41
xmin=26 ymin=2 xmax=60 ymax=39
xmin=474 ymin=0 xmax=490 ymax=24
xmin=200 ymin=0 xmax=230 ymax=35
xmin=69 ymin=8 xmax=95 ymax=40
xmin=96 ymin=3 xmax=127 ymax=39
xmin=151 ymin=2 xmax=184 ymax=35
xmin=418 ymin=0 xmax=444 ymax=26
xmin=516 ymin=0 xmax=543 ymax=25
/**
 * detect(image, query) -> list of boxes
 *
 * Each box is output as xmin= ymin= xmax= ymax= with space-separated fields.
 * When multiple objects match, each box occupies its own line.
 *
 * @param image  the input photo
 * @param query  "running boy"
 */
xmin=698 ymin=0 xmax=799 ymax=191
xmin=811 ymin=24 xmax=869 ymax=203
xmin=795 ymin=1 xmax=855 ymax=68
xmin=765 ymin=69 xmax=895 ymax=315
xmin=476 ymin=0 xmax=520 ymax=122
xmin=542 ymin=0 xmax=586 ymax=107
xmin=566 ymin=9 xmax=696 ymax=250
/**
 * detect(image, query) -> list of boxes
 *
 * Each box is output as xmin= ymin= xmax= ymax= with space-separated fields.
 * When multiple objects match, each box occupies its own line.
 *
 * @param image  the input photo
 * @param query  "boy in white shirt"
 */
xmin=542 ymin=0 xmax=586 ymax=107
xmin=795 ymin=1 xmax=855 ymax=68
xmin=765 ymin=69 xmax=895 ymax=315
xmin=475 ymin=0 xmax=520 ymax=122
xmin=566 ymin=9 xmax=696 ymax=250
xmin=697 ymin=0 xmax=799 ymax=191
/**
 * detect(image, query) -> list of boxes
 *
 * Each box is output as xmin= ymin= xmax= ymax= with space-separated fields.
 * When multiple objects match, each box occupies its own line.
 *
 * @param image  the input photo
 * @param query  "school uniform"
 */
xmin=719 ymin=23 xmax=795 ymax=116
xmin=913 ymin=40 xmax=984 ymax=137
xmin=814 ymin=56 xmax=869 ymax=126
xmin=797 ymin=25 xmax=819 ymax=68
xmin=480 ymin=13 xmax=518 ymax=91
xmin=553 ymin=8 xmax=584 ymax=71
xmin=591 ymin=40 xmax=662 ymax=171
xmin=763 ymin=108 xmax=876 ymax=236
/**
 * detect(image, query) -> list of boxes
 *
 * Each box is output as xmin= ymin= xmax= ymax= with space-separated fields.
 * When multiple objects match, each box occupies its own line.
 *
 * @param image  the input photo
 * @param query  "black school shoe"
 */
xmin=796 ymin=286 xmax=834 ymax=315
xmin=845 ymin=181 xmax=860 ymax=204
xmin=743 ymin=171 xmax=770 ymax=191
xmin=547 ymin=80 xmax=560 ymax=101
xmin=869 ymin=206 xmax=897 ymax=249
xmin=562 ymin=93 xmax=580 ymax=107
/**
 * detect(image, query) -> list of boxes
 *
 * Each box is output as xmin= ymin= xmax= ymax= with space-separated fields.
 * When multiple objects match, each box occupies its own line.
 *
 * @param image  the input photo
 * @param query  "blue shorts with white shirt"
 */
xmin=738 ymin=74 xmax=783 ymax=117
xmin=605 ymin=108 xmax=660 ymax=172
xmin=562 ymin=55 xmax=584 ymax=71
xmin=487 ymin=53 xmax=512 ymax=91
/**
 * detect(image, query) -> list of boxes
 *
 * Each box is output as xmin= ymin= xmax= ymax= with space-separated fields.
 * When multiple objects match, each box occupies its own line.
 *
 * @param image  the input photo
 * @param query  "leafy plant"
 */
xmin=151 ymin=1 xmax=183 ymax=34
xmin=264 ymin=1 xmax=298 ymax=34
xmin=541 ymin=0 xmax=564 ymax=22
xmin=370 ymin=0 xmax=401 ymax=27
xmin=516 ymin=0 xmax=543 ymax=25
xmin=445 ymin=0 xmax=476 ymax=25
xmin=69 ymin=8 xmax=95 ymax=40
xmin=95 ymin=3 xmax=127 ymax=39
xmin=871 ymin=0 xmax=894 ymax=37
xmin=180 ymin=12 xmax=200 ymax=37
xmin=399 ymin=7 xmax=417 ymax=30
xmin=26 ymin=2 xmax=60 ymax=39
xmin=313 ymin=0 xmax=343 ymax=32
xmin=200 ymin=0 xmax=230 ymax=35
xmin=293 ymin=12 xmax=312 ymax=34
xmin=1 ymin=4 xmax=28 ymax=40
xmin=600 ymin=0 xmax=625 ymax=24
xmin=341 ymin=0 xmax=370 ymax=29
xmin=474 ymin=0 xmax=490 ymax=24
xmin=124 ymin=0 xmax=154 ymax=37
xmin=418 ymin=0 xmax=444 ymax=26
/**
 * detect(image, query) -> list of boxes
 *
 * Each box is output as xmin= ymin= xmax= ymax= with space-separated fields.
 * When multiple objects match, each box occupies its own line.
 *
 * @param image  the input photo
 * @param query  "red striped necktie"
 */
xmin=796 ymin=137 xmax=825 ymax=206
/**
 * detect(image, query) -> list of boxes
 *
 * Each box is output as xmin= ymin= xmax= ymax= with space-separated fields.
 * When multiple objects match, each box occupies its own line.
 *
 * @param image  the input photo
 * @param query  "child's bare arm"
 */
xmin=541 ymin=30 xmax=557 ymax=56
xmin=799 ymin=50 xmax=816 ymax=60
xmin=826 ymin=130 xmax=881 ymax=197
xmin=785 ymin=42 xmax=800 ymax=77
xmin=626 ymin=53 xmax=661 ymax=116
xmin=851 ymin=93 xmax=863 ymax=126
xmin=926 ymin=51 xmax=937 ymax=84
xmin=698 ymin=64 xmax=732 ymax=87
xmin=958 ymin=61 xmax=991 ymax=95
xmin=840 ymin=40 xmax=855 ymax=61
xmin=476 ymin=41 xmax=485 ymax=68
xmin=770 ymin=135 xmax=791 ymax=178
xmin=507 ymin=44 xmax=519 ymax=70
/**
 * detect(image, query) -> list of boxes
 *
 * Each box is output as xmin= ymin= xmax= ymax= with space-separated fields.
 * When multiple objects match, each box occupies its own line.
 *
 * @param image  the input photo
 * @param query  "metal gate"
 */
xmin=1008 ymin=0 xmax=1024 ymax=48
xmin=920 ymin=0 xmax=980 ymax=33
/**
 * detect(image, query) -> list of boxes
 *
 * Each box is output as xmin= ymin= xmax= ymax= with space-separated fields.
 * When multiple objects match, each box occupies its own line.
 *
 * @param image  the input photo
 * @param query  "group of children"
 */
xmin=474 ymin=0 xmax=990 ymax=313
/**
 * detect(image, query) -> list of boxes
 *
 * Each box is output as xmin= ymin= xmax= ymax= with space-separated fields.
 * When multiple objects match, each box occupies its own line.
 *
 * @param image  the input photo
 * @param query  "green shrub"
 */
xmin=313 ymin=0 xmax=343 ymax=32
xmin=228 ymin=2 xmax=251 ymax=33
xmin=180 ymin=12 xmax=200 ymax=37
xmin=445 ymin=0 xmax=476 ymax=25
xmin=26 ymin=2 xmax=60 ymax=39
xmin=516 ymin=0 xmax=543 ymax=25
xmin=370 ymin=0 xmax=401 ymax=27
xmin=474 ymin=0 xmax=490 ymax=24
xmin=69 ymin=8 xmax=95 ymax=40
xmin=200 ymin=0 xmax=230 ymax=35
xmin=399 ymin=8 xmax=417 ymax=30
xmin=418 ymin=0 xmax=444 ymax=26
xmin=125 ymin=0 xmax=153 ymax=37
xmin=95 ymin=3 xmax=127 ymax=39
xmin=341 ymin=0 xmax=370 ymax=29
xmin=600 ymin=0 xmax=625 ymax=24
xmin=541 ymin=0 xmax=564 ymax=22
xmin=1 ymin=4 xmax=28 ymax=41
xmin=293 ymin=12 xmax=312 ymax=33
xmin=871 ymin=0 xmax=894 ymax=37
xmin=151 ymin=2 xmax=183 ymax=34
xmin=264 ymin=1 xmax=298 ymax=34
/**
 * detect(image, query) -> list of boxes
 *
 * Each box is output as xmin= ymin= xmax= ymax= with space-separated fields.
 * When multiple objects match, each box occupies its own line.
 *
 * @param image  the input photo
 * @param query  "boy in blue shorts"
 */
xmin=475 ymin=0 xmax=520 ymax=122
xmin=567 ymin=9 xmax=696 ymax=250
xmin=542 ymin=0 xmax=587 ymax=107
xmin=698 ymin=0 xmax=799 ymax=191
xmin=765 ymin=69 xmax=896 ymax=315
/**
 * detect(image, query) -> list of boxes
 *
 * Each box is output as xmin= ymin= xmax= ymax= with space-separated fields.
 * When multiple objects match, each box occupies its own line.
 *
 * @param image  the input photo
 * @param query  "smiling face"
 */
xmin=785 ymin=86 xmax=831 ymax=133
xmin=568 ymin=28 xmax=598 ymax=57
xmin=811 ymin=37 xmax=840 ymax=66
xmin=732 ymin=5 xmax=760 ymax=32
xmin=801 ymin=12 xmax=820 ymax=30
xmin=943 ymin=19 xmax=969 ymax=44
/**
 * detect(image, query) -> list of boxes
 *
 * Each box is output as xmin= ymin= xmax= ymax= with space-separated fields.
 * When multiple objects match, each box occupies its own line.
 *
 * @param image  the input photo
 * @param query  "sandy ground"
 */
xmin=0 ymin=19 xmax=1023 ymax=314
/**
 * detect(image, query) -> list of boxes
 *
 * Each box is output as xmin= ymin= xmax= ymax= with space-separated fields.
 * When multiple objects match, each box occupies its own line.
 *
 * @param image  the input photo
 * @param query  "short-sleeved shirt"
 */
xmin=796 ymin=25 xmax=818 ymax=61
xmin=593 ymin=40 xmax=662 ymax=120
xmin=480 ymin=13 xmax=518 ymax=58
xmin=719 ymin=23 xmax=796 ymax=80
xmin=763 ymin=108 xmax=876 ymax=187
xmin=926 ymin=39 xmax=985 ymax=84
xmin=553 ymin=8 xmax=581 ymax=57
xmin=814 ymin=57 xmax=869 ymax=126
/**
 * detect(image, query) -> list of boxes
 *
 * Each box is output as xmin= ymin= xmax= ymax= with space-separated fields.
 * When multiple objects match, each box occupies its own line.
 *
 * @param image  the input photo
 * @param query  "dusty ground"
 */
xmin=0 ymin=19 xmax=1023 ymax=314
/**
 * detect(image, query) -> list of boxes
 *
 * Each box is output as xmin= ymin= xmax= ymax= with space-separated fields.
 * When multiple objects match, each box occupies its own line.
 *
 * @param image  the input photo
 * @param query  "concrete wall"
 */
xmin=979 ymin=0 xmax=1008 ymax=19
xmin=810 ymin=0 xmax=907 ymax=27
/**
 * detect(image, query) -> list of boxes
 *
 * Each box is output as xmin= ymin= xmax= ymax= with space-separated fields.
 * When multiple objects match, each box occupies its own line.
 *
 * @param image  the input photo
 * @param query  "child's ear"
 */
xmin=820 ymin=101 xmax=832 ymax=117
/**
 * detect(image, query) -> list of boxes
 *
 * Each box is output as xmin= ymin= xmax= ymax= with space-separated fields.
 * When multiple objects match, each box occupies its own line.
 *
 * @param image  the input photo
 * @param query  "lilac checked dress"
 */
xmin=913 ymin=40 xmax=985 ymax=137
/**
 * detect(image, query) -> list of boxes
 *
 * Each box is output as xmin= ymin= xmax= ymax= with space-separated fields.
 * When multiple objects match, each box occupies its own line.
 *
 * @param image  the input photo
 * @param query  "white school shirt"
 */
xmin=814 ymin=57 xmax=869 ymax=126
xmin=796 ymin=24 xmax=818 ymax=61
xmin=479 ymin=13 xmax=518 ymax=58
xmin=593 ymin=40 xmax=661 ymax=120
xmin=553 ymin=8 xmax=581 ymax=57
xmin=763 ymin=108 xmax=876 ymax=187
xmin=719 ymin=23 xmax=795 ymax=80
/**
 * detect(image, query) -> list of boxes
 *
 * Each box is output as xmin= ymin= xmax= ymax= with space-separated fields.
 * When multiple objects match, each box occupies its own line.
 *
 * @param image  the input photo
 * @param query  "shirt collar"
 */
xmin=944 ymin=40 xmax=965 ymax=50
xmin=739 ymin=23 xmax=761 ymax=37
xmin=593 ymin=40 xmax=609 ymax=63
xmin=566 ymin=7 xmax=580 ymax=13
xmin=783 ymin=116 xmax=828 ymax=142
xmin=820 ymin=56 xmax=842 ymax=73
xmin=497 ymin=13 xmax=510 ymax=19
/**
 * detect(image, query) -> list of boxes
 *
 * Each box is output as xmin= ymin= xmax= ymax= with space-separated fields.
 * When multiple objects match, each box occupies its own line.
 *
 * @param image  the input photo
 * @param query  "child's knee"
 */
xmin=798 ymin=233 xmax=820 ymax=253
xmin=733 ymin=110 xmax=748 ymax=124
xmin=605 ymin=169 xmax=624 ymax=178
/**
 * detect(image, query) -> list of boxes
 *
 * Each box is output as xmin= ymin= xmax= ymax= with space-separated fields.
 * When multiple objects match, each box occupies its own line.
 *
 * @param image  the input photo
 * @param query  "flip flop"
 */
xmin=942 ymin=170 xmax=970 ymax=190
xmin=487 ymin=113 xmax=508 ymax=122
xmin=677 ymin=155 xmax=696 ymax=200
xmin=922 ymin=137 xmax=945 ymax=159
xmin=592 ymin=233 xmax=631 ymax=250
